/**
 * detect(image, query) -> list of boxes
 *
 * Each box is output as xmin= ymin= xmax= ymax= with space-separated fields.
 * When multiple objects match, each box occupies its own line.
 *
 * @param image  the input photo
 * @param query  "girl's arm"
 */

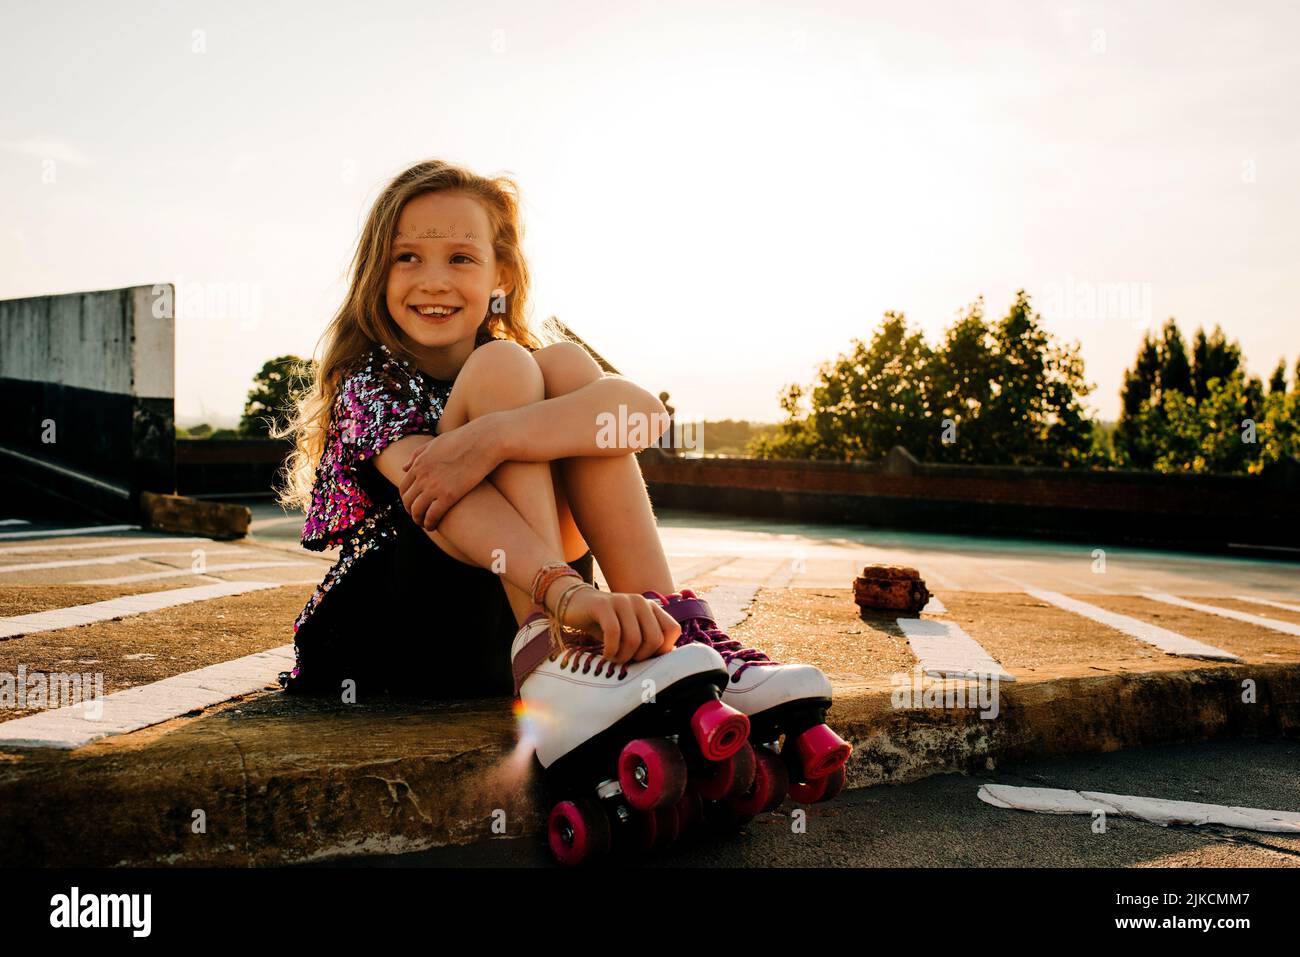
xmin=399 ymin=343 xmax=669 ymax=529
xmin=483 ymin=374 xmax=670 ymax=464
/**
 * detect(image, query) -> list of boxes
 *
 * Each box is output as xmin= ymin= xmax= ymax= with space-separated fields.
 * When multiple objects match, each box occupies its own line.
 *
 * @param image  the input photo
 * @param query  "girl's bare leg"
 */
xmin=533 ymin=344 xmax=676 ymax=596
xmin=553 ymin=455 xmax=675 ymax=596
xmin=424 ymin=341 xmax=571 ymax=627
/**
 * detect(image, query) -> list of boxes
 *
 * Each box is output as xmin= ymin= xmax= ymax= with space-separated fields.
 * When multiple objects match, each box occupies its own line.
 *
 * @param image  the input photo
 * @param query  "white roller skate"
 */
xmin=644 ymin=588 xmax=853 ymax=817
xmin=510 ymin=610 xmax=751 ymax=865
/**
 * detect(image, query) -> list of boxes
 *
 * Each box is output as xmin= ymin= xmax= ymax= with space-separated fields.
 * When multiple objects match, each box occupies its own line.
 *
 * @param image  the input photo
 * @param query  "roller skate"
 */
xmin=511 ymin=610 xmax=752 ymax=866
xmin=644 ymin=588 xmax=853 ymax=828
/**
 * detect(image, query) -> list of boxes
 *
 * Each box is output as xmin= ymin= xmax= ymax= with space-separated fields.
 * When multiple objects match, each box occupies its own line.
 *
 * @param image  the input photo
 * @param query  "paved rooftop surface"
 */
xmin=1 ymin=505 xmax=1296 ymax=865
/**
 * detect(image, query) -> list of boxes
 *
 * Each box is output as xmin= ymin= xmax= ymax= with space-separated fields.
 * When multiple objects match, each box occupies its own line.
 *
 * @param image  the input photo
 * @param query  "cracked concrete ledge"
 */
xmin=1 ymin=663 xmax=1297 ymax=866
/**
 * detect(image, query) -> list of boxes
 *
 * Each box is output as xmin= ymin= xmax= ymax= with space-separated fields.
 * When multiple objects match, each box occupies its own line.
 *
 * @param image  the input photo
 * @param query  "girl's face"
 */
xmin=385 ymin=190 xmax=513 ymax=379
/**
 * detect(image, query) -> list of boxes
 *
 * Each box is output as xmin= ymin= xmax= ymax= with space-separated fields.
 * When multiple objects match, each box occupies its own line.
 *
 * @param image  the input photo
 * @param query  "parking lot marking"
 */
xmin=1142 ymin=590 xmax=1300 ymax=638
xmin=1008 ymin=582 xmax=1241 ymax=661
xmin=0 ymin=536 xmax=212 ymax=556
xmin=1234 ymin=595 xmax=1300 ymax=615
xmin=0 ymin=580 xmax=287 ymax=638
xmin=0 ymin=524 xmax=140 ymax=540
xmin=895 ymin=617 xmax=1016 ymax=681
xmin=978 ymin=784 xmax=1300 ymax=834
xmin=74 ymin=560 xmax=315 ymax=586
xmin=0 ymin=645 xmax=295 ymax=750
xmin=0 ymin=548 xmax=249 ymax=574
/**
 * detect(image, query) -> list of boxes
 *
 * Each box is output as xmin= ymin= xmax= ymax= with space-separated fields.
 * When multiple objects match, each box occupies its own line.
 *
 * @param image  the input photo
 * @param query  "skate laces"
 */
xmin=551 ymin=638 xmax=629 ymax=681
xmin=658 ymin=588 xmax=783 ymax=683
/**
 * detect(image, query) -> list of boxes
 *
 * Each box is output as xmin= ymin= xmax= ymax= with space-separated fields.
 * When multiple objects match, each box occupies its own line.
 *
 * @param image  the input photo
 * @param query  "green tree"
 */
xmin=1259 ymin=385 xmax=1300 ymax=470
xmin=1116 ymin=320 xmax=1246 ymax=468
xmin=1158 ymin=319 xmax=1193 ymax=397
xmin=750 ymin=292 xmax=1097 ymax=467
xmin=1149 ymin=372 xmax=1274 ymax=474
xmin=240 ymin=355 xmax=313 ymax=438
xmin=1191 ymin=325 xmax=1242 ymax=402
xmin=929 ymin=298 xmax=996 ymax=461
xmin=1114 ymin=333 xmax=1161 ymax=467
xmin=749 ymin=312 xmax=937 ymax=461
xmin=1268 ymin=359 xmax=1288 ymax=394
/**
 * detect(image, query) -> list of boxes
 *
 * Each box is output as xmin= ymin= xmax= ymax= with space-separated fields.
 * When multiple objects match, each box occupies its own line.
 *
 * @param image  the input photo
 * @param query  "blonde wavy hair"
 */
xmin=273 ymin=159 xmax=556 ymax=513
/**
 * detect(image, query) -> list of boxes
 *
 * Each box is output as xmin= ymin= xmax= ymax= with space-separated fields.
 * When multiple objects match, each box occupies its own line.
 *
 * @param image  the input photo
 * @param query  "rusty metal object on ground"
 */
xmin=140 ymin=491 xmax=250 ymax=540
xmin=853 ymin=564 xmax=931 ymax=615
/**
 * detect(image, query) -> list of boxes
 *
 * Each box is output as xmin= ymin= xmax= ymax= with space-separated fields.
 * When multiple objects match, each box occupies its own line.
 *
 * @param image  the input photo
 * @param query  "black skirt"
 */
xmin=282 ymin=505 xmax=596 ymax=700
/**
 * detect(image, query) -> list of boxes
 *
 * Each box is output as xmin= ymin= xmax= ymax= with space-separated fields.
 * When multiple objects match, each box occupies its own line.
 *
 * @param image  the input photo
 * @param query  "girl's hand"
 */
xmin=555 ymin=586 xmax=682 ymax=665
xmin=399 ymin=417 xmax=500 ymax=530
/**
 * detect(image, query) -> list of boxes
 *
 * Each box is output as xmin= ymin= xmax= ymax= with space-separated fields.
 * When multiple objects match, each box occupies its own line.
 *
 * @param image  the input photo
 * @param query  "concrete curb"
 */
xmin=2 ymin=661 xmax=1297 ymax=866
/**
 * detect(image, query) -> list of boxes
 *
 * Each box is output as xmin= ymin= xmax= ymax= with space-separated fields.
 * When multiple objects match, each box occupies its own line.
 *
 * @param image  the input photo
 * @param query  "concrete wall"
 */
xmin=0 ymin=285 xmax=175 ymax=521
xmin=177 ymin=438 xmax=291 ymax=499
xmin=174 ymin=437 xmax=1299 ymax=553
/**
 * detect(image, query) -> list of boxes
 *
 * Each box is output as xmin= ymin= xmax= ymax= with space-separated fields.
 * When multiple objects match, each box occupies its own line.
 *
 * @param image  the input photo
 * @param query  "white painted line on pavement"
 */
xmin=1142 ymin=590 xmax=1300 ymax=637
xmin=0 ymin=536 xmax=212 ymax=555
xmin=697 ymin=584 xmax=759 ymax=632
xmin=249 ymin=515 xmax=304 ymax=532
xmin=895 ymin=618 xmax=1016 ymax=682
xmin=75 ymin=560 xmax=314 ymax=586
xmin=1234 ymin=595 xmax=1300 ymax=615
xmin=978 ymin=784 xmax=1300 ymax=834
xmin=693 ymin=558 xmax=805 ymax=629
xmin=0 ymin=548 xmax=249 ymax=574
xmin=1005 ymin=580 xmax=1241 ymax=661
xmin=0 ymin=580 xmax=288 ymax=639
xmin=0 ymin=645 xmax=295 ymax=750
xmin=0 ymin=524 xmax=140 ymax=540
xmin=763 ymin=558 xmax=801 ymax=590
xmin=0 ymin=519 xmax=31 ymax=526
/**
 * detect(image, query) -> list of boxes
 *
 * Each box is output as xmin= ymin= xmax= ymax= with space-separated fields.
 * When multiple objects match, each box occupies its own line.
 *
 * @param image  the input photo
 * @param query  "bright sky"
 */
xmin=2 ymin=0 xmax=1297 ymax=428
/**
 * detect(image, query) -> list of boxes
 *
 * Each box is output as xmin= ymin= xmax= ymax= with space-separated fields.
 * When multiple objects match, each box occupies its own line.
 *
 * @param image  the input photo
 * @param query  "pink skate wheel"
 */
xmin=818 ymin=765 xmax=846 ymax=802
xmin=618 ymin=737 xmax=688 ymax=812
xmin=689 ymin=699 xmax=750 ymax=762
xmin=691 ymin=740 xmax=756 ymax=801
xmin=787 ymin=773 xmax=829 ymax=804
xmin=729 ymin=746 xmax=789 ymax=817
xmin=701 ymin=798 xmax=753 ymax=836
xmin=654 ymin=804 xmax=680 ymax=849
xmin=673 ymin=788 xmax=704 ymax=836
xmin=793 ymin=723 xmax=853 ymax=780
xmin=548 ymin=797 xmax=611 ymax=867
xmin=614 ymin=808 xmax=664 ymax=854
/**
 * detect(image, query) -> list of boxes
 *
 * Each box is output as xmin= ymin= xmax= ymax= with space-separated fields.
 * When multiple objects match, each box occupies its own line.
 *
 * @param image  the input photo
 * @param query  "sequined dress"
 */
xmin=277 ymin=328 xmax=595 ymax=697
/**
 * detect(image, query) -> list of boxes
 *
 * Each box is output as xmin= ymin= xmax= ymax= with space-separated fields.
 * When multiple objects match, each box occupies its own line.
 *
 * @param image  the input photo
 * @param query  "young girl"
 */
xmin=273 ymin=159 xmax=689 ymax=698
xmin=273 ymin=159 xmax=852 ymax=823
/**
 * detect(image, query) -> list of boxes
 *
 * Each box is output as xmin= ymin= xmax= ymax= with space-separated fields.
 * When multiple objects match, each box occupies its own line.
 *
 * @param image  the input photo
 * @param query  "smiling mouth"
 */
xmin=410 ymin=305 xmax=462 ymax=322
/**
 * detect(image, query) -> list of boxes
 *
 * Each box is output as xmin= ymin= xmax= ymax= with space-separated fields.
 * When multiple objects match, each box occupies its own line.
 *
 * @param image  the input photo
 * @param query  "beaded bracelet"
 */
xmin=548 ymin=580 xmax=596 ymax=657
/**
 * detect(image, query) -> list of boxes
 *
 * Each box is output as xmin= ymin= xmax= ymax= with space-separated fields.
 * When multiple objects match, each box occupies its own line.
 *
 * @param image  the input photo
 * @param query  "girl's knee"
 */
xmin=533 ymin=341 xmax=602 ymax=398
xmin=440 ymin=339 xmax=543 ymax=429
xmin=467 ymin=340 xmax=543 ymax=395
